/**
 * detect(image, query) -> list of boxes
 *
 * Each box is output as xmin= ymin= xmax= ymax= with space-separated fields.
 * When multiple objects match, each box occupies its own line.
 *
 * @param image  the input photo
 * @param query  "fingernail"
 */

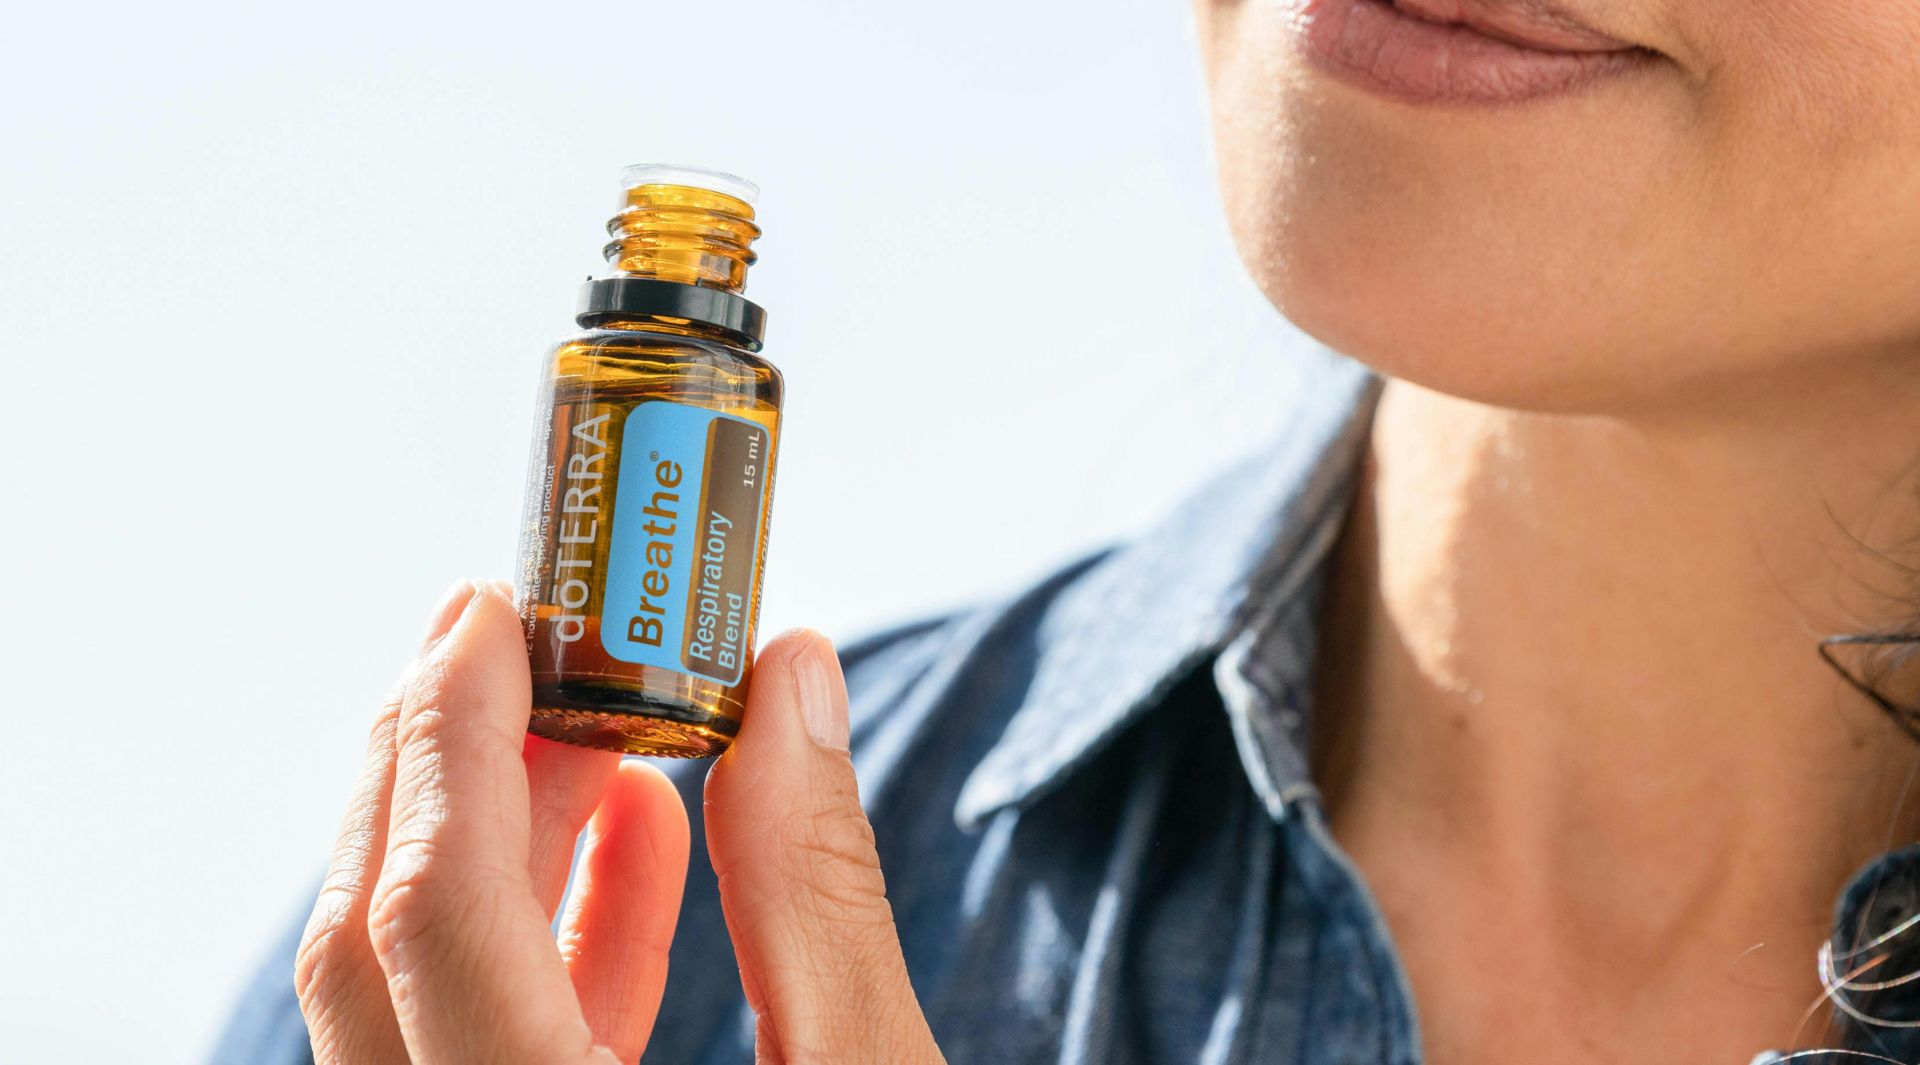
xmin=420 ymin=579 xmax=478 ymax=652
xmin=790 ymin=634 xmax=849 ymax=752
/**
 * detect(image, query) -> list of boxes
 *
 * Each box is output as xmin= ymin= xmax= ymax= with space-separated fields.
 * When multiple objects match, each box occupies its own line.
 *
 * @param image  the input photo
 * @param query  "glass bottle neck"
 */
xmin=602 ymin=183 xmax=760 ymax=294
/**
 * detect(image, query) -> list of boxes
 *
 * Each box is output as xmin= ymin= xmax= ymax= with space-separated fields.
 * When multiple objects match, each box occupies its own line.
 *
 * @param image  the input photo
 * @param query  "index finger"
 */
xmin=365 ymin=580 xmax=613 ymax=1065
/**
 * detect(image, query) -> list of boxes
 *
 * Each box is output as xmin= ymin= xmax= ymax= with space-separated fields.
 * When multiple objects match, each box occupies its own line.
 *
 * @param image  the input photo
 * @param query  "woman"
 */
xmin=218 ymin=0 xmax=1920 ymax=1061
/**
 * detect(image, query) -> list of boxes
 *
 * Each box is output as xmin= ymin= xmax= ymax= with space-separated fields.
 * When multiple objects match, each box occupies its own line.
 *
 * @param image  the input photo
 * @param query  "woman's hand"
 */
xmin=293 ymin=580 xmax=944 ymax=1064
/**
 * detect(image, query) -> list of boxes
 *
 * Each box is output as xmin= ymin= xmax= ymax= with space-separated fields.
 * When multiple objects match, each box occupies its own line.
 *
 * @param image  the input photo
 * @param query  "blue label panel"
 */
xmin=599 ymin=400 xmax=760 ymax=684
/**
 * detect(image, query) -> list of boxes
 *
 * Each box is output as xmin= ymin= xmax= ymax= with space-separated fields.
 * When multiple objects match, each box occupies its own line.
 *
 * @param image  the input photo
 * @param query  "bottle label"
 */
xmin=599 ymin=400 xmax=769 ymax=686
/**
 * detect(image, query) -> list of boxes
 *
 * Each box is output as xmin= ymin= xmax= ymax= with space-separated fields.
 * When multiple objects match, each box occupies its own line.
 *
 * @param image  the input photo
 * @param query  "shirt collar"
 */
xmin=955 ymin=351 xmax=1382 ymax=829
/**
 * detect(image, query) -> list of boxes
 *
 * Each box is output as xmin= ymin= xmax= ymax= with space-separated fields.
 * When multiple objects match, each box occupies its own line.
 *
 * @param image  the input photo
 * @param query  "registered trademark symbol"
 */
xmin=650 ymin=451 xmax=659 ymax=461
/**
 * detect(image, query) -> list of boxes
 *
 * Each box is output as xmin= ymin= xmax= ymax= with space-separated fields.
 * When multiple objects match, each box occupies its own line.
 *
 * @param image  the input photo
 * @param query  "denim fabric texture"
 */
xmin=212 ymin=351 xmax=1920 ymax=1064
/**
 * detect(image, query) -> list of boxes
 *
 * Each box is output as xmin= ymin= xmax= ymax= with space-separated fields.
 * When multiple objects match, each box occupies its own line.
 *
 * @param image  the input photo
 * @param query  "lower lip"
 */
xmin=1291 ymin=0 xmax=1649 ymax=105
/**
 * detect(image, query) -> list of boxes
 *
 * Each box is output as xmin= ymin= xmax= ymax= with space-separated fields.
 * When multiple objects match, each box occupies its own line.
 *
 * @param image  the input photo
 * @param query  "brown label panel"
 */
xmin=679 ymin=417 xmax=768 ymax=683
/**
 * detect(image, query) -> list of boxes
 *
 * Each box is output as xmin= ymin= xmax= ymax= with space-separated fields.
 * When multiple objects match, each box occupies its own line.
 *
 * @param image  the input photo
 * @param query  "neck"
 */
xmin=1313 ymin=363 xmax=1920 ymax=1061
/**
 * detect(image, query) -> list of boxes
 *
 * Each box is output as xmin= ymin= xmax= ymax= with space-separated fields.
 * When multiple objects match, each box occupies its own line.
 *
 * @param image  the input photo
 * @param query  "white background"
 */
xmin=0 ymin=1 xmax=1317 ymax=1059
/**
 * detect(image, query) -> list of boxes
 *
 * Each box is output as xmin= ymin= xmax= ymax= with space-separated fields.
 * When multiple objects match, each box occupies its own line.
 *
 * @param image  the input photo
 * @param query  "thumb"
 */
xmin=703 ymin=630 xmax=942 ymax=1065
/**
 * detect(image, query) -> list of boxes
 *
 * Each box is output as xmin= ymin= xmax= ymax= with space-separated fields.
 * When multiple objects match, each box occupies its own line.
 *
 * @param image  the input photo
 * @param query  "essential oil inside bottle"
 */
xmin=513 ymin=164 xmax=781 ymax=758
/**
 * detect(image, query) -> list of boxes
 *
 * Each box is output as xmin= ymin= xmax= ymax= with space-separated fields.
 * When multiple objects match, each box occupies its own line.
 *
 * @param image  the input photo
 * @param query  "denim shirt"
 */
xmin=215 ymin=351 xmax=1920 ymax=1065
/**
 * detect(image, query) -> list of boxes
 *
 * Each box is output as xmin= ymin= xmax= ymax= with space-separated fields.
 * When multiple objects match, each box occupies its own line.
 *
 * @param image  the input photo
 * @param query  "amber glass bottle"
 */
xmin=514 ymin=164 xmax=780 ymax=757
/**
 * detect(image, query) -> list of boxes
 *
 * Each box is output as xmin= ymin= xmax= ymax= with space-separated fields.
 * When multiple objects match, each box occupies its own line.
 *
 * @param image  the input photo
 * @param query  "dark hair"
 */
xmin=1811 ymin=633 xmax=1920 ymax=1061
xmin=1822 ymin=634 xmax=1920 ymax=743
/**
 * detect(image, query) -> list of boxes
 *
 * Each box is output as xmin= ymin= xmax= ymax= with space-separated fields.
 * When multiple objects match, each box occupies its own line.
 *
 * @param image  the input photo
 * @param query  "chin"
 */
xmin=1243 ymin=218 xmax=1668 ymax=416
xmin=1205 ymin=48 xmax=1723 ymax=417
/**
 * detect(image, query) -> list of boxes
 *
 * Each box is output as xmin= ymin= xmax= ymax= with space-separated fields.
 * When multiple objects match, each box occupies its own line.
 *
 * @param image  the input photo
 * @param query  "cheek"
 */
xmin=1205 ymin=0 xmax=1920 ymax=414
xmin=1694 ymin=2 xmax=1920 ymax=343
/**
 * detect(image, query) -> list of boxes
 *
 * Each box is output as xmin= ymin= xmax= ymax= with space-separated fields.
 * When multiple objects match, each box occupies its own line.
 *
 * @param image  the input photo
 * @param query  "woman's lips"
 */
xmin=1291 ymin=0 xmax=1653 ymax=104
